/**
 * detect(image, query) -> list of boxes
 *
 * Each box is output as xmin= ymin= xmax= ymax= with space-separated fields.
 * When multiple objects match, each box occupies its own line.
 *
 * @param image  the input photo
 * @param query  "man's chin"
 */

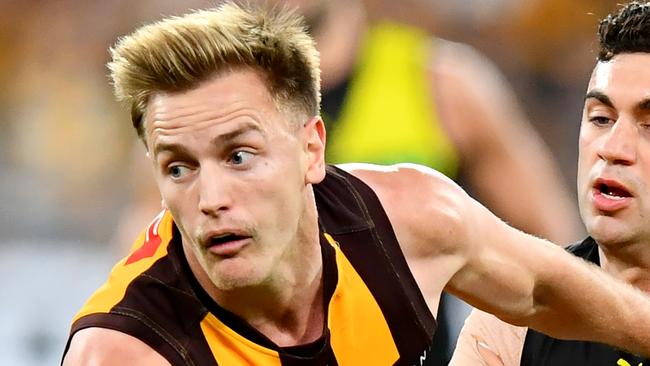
xmin=588 ymin=220 xmax=632 ymax=247
xmin=207 ymin=261 xmax=264 ymax=291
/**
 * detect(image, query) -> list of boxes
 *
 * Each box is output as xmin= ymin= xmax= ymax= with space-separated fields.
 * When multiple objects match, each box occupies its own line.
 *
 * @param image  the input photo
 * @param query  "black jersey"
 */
xmin=521 ymin=237 xmax=647 ymax=366
xmin=63 ymin=165 xmax=436 ymax=365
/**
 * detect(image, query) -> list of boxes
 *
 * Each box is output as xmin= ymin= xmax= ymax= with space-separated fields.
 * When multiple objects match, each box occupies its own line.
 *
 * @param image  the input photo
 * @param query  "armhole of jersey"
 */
xmin=63 ymin=312 xmax=187 ymax=366
xmin=321 ymin=166 xmax=437 ymax=362
xmin=341 ymin=167 xmax=436 ymax=332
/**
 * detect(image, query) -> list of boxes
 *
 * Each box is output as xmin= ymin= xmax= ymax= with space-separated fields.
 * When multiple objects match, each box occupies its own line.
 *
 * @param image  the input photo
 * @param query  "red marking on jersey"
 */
xmin=125 ymin=214 xmax=164 ymax=265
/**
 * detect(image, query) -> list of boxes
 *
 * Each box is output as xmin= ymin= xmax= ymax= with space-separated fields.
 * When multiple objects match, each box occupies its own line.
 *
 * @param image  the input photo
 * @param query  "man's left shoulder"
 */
xmin=337 ymin=162 xmax=458 ymax=196
xmin=340 ymin=162 xmax=465 ymax=205
xmin=338 ymin=163 xmax=470 ymax=254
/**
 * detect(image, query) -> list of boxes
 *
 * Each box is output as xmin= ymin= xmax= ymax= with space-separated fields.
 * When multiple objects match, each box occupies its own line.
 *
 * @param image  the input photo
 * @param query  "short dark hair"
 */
xmin=598 ymin=1 xmax=650 ymax=61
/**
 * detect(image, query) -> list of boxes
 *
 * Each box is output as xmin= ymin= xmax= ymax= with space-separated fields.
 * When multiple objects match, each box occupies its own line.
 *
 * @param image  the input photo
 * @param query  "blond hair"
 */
xmin=108 ymin=2 xmax=321 ymax=139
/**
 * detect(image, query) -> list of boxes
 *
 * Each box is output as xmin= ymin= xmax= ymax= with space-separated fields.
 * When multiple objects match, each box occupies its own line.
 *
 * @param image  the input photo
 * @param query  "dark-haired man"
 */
xmin=450 ymin=2 xmax=650 ymax=365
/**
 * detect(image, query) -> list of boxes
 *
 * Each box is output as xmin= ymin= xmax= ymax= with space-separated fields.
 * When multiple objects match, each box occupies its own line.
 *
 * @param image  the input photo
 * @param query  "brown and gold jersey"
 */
xmin=63 ymin=166 xmax=436 ymax=365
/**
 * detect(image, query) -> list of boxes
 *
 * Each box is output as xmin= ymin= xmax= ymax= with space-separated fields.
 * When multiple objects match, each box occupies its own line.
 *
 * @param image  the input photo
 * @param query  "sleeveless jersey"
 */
xmin=521 ymin=237 xmax=648 ymax=366
xmin=323 ymin=21 xmax=460 ymax=178
xmin=63 ymin=165 xmax=436 ymax=365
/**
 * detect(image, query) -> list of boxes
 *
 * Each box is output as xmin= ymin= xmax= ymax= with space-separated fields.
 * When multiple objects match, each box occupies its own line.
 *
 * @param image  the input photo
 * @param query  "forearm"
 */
xmin=528 ymin=243 xmax=650 ymax=356
xmin=452 ymin=204 xmax=650 ymax=356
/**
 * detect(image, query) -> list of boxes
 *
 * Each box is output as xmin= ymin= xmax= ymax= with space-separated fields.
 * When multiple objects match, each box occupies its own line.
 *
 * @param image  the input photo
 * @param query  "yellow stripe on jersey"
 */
xmin=324 ymin=234 xmax=400 ymax=364
xmin=201 ymin=313 xmax=282 ymax=365
xmin=72 ymin=210 xmax=173 ymax=322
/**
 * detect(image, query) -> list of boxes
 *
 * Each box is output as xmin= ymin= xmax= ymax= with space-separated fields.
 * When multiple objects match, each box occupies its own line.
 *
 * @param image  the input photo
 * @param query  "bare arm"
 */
xmin=345 ymin=163 xmax=650 ymax=357
xmin=449 ymin=309 xmax=526 ymax=366
xmin=431 ymin=40 xmax=582 ymax=243
xmin=453 ymin=179 xmax=650 ymax=355
xmin=63 ymin=327 xmax=170 ymax=366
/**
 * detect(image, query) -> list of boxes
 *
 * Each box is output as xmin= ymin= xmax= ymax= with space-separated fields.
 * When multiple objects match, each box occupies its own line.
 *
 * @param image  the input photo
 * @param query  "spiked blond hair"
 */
xmin=108 ymin=2 xmax=321 ymax=139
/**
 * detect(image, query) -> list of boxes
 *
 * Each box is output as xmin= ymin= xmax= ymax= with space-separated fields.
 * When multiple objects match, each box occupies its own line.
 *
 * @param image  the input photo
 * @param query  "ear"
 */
xmin=302 ymin=116 xmax=327 ymax=184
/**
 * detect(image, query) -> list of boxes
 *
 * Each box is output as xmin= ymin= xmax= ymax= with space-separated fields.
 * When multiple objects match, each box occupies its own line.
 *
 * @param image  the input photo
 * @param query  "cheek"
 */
xmin=576 ymin=156 xmax=589 ymax=189
xmin=577 ymin=122 xmax=603 ymax=155
xmin=576 ymin=131 xmax=598 ymax=188
xmin=254 ymin=179 xmax=302 ymax=214
xmin=634 ymin=175 xmax=650 ymax=212
xmin=159 ymin=186 xmax=187 ymax=214
xmin=249 ymin=175 xmax=304 ymax=231
xmin=576 ymin=151 xmax=595 ymax=221
xmin=162 ymin=188 xmax=199 ymax=234
xmin=576 ymin=154 xmax=589 ymax=191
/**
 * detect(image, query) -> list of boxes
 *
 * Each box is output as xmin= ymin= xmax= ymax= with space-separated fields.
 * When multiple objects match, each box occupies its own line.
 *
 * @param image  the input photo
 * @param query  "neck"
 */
xmin=215 ymin=263 xmax=325 ymax=346
xmin=187 ymin=188 xmax=325 ymax=347
xmin=216 ymin=236 xmax=324 ymax=346
xmin=598 ymin=240 xmax=650 ymax=293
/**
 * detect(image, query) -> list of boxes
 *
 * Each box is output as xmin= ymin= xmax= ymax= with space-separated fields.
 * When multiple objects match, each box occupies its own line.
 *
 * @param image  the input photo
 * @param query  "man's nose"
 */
xmin=197 ymin=163 xmax=232 ymax=216
xmin=597 ymin=118 xmax=638 ymax=166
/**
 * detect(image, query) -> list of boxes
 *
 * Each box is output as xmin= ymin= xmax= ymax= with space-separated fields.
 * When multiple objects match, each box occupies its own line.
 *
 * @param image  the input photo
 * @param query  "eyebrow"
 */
xmin=152 ymin=122 xmax=265 ymax=158
xmin=585 ymin=90 xmax=614 ymax=108
xmin=212 ymin=122 xmax=265 ymax=146
xmin=637 ymin=98 xmax=650 ymax=112
xmin=585 ymin=90 xmax=650 ymax=113
xmin=152 ymin=142 xmax=192 ymax=161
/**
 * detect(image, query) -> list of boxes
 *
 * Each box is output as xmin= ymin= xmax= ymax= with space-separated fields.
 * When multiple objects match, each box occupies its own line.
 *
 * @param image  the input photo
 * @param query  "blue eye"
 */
xmin=230 ymin=151 xmax=253 ymax=165
xmin=168 ymin=165 xmax=190 ymax=178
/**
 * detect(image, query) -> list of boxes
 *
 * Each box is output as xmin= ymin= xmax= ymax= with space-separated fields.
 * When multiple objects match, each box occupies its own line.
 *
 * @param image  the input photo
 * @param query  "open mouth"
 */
xmin=597 ymin=183 xmax=631 ymax=199
xmin=207 ymin=234 xmax=249 ymax=248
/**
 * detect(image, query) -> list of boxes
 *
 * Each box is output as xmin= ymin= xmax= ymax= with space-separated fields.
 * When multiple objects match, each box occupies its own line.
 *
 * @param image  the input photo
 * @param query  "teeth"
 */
xmin=599 ymin=183 xmax=630 ymax=199
xmin=602 ymin=191 xmax=625 ymax=200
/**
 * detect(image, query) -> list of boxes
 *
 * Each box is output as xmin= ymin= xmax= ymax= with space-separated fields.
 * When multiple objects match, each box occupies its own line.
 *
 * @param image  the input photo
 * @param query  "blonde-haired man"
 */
xmin=64 ymin=3 xmax=650 ymax=365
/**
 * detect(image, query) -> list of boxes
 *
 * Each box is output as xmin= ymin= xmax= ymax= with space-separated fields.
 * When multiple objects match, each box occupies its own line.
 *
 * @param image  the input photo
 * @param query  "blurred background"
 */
xmin=0 ymin=0 xmax=622 ymax=365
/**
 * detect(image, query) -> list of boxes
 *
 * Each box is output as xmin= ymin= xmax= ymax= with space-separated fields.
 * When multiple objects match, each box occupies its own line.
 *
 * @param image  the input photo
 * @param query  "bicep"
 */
xmin=345 ymin=164 xmax=549 ymax=325
xmin=444 ymin=197 xmax=548 ymax=325
xmin=444 ymin=196 xmax=587 ymax=330
xmin=64 ymin=327 xmax=170 ymax=366
xmin=343 ymin=163 xmax=477 ymax=299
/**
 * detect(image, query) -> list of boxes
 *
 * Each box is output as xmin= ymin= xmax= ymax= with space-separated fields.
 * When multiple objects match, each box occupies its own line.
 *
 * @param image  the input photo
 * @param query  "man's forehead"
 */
xmin=590 ymin=53 xmax=650 ymax=90
xmin=589 ymin=61 xmax=611 ymax=91
xmin=142 ymin=71 xmax=278 ymax=137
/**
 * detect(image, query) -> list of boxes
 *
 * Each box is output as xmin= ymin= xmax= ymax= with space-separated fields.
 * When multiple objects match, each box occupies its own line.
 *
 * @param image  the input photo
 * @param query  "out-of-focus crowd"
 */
xmin=0 ymin=0 xmax=617 ymax=244
xmin=0 ymin=1 xmax=621 ymax=365
xmin=0 ymin=0 xmax=616 ymax=244
xmin=1 ymin=1 xmax=209 ymax=243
